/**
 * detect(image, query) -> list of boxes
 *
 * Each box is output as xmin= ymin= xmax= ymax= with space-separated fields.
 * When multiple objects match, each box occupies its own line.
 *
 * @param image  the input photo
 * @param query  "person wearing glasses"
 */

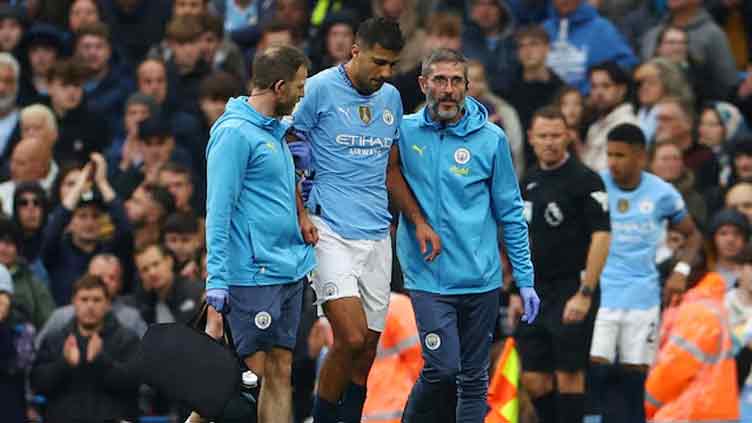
xmin=395 ymin=48 xmax=538 ymax=423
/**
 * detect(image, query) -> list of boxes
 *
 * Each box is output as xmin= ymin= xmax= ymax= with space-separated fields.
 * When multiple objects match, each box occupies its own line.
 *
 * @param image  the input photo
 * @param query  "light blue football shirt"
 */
xmin=600 ymin=171 xmax=687 ymax=310
xmin=292 ymin=65 xmax=403 ymax=240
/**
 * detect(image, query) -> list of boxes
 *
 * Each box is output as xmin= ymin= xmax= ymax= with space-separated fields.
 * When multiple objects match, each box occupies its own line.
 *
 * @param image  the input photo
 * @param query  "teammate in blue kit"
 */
xmin=586 ymin=123 xmax=702 ymax=423
xmin=204 ymin=46 xmax=317 ymax=423
xmin=393 ymin=48 xmax=539 ymax=423
xmin=292 ymin=17 xmax=440 ymax=423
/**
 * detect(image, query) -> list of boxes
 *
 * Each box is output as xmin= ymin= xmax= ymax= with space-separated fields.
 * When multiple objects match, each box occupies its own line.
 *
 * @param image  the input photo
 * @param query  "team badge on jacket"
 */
xmin=454 ymin=148 xmax=471 ymax=164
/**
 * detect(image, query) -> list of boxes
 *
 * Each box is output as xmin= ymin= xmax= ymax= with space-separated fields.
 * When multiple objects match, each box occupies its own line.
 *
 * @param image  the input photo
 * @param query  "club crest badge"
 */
xmin=358 ymin=105 xmax=372 ymax=124
xmin=425 ymin=333 xmax=441 ymax=350
xmin=617 ymin=198 xmax=630 ymax=213
xmin=454 ymin=148 xmax=471 ymax=164
xmin=383 ymin=109 xmax=394 ymax=125
xmin=254 ymin=312 xmax=272 ymax=330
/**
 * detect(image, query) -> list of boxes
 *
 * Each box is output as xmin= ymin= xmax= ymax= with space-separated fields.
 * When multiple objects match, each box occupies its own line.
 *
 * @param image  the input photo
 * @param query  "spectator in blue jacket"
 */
xmin=462 ymin=0 xmax=519 ymax=95
xmin=543 ymin=0 xmax=637 ymax=93
xmin=41 ymin=153 xmax=131 ymax=305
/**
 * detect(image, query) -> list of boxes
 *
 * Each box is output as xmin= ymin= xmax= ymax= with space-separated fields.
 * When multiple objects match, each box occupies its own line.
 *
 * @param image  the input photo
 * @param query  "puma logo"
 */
xmin=412 ymin=144 xmax=426 ymax=156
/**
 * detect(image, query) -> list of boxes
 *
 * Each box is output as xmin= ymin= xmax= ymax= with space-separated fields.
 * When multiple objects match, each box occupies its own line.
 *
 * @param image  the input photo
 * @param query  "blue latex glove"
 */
xmin=300 ymin=176 xmax=314 ymax=202
xmin=206 ymin=288 xmax=229 ymax=314
xmin=288 ymin=140 xmax=311 ymax=170
xmin=519 ymin=287 xmax=540 ymax=323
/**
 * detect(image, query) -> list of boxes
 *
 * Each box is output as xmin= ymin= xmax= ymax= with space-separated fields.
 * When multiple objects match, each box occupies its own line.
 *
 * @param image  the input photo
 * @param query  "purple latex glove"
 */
xmin=520 ymin=287 xmax=540 ymax=323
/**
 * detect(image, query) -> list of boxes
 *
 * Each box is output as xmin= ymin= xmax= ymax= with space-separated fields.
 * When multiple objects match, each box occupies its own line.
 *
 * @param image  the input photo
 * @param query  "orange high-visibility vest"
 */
xmin=362 ymin=293 xmax=423 ymax=423
xmin=645 ymin=272 xmax=739 ymax=422
xmin=485 ymin=337 xmax=520 ymax=423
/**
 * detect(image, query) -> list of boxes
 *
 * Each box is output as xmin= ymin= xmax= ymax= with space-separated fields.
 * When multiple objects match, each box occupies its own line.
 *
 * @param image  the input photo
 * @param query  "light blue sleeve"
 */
xmin=205 ymin=124 xmax=253 ymax=290
xmin=661 ymin=184 xmax=688 ymax=226
xmin=490 ymin=130 xmax=534 ymax=288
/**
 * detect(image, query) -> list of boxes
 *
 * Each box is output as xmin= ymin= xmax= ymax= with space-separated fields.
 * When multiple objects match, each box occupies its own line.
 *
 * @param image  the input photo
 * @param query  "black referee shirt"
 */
xmin=522 ymin=156 xmax=611 ymax=285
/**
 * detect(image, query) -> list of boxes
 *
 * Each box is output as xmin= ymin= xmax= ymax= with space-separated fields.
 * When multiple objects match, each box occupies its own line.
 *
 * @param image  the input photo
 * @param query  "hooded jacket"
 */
xmin=543 ymin=2 xmax=637 ymax=93
xmin=205 ymin=97 xmax=316 ymax=290
xmin=462 ymin=0 xmax=519 ymax=95
xmin=397 ymin=97 xmax=533 ymax=294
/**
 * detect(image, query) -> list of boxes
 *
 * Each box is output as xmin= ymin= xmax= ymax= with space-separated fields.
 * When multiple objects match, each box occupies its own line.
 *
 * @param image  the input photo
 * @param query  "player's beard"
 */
xmin=275 ymin=93 xmax=297 ymax=117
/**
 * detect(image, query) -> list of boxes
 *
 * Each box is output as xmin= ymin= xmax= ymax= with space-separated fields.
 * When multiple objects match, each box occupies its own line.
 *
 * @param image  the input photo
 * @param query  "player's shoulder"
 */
xmin=304 ymin=67 xmax=340 ymax=91
xmin=642 ymin=172 xmax=677 ymax=194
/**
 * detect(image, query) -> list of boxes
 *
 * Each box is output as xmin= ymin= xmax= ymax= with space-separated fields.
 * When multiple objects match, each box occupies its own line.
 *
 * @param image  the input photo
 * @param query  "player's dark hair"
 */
xmin=421 ymin=48 xmax=468 ymax=79
xmin=607 ymin=123 xmax=646 ymax=147
xmin=251 ymin=45 xmax=310 ymax=90
xmin=355 ymin=17 xmax=404 ymax=52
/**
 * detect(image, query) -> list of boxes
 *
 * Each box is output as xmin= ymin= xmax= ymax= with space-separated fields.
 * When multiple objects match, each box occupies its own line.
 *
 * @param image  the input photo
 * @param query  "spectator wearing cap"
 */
xmin=461 ymin=0 xmax=519 ymax=95
xmin=708 ymin=208 xmax=750 ymax=290
xmin=98 ymin=0 xmax=171 ymax=67
xmin=582 ymin=61 xmax=639 ymax=171
xmin=310 ymin=10 xmax=356 ymax=74
xmin=506 ymin=24 xmax=565 ymax=168
xmin=74 ymin=22 xmax=135 ymax=137
xmin=543 ymin=0 xmax=637 ymax=94
xmin=18 ymin=24 xmax=67 ymax=106
xmin=0 ymin=137 xmax=56 ymax=217
xmin=42 ymin=59 xmax=109 ymax=164
xmin=105 ymin=93 xmax=157 ymax=179
xmin=0 ymin=217 xmax=54 ymax=330
xmin=0 ymin=5 xmax=26 ymax=57
xmin=0 ymin=262 xmax=26 ymax=423
xmin=0 ymin=53 xmax=21 ymax=170
xmin=655 ymin=96 xmax=718 ymax=190
xmin=30 ymin=274 xmax=141 ymax=423
xmin=642 ymin=0 xmax=739 ymax=101
xmin=111 ymin=115 xmax=192 ymax=199
xmin=198 ymin=13 xmax=247 ymax=85
xmin=41 ymin=153 xmax=131 ymax=305
xmin=124 ymin=183 xmax=175 ymax=251
xmin=12 ymin=181 xmax=50 ymax=280
xmin=36 ymin=253 xmax=147 ymax=349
